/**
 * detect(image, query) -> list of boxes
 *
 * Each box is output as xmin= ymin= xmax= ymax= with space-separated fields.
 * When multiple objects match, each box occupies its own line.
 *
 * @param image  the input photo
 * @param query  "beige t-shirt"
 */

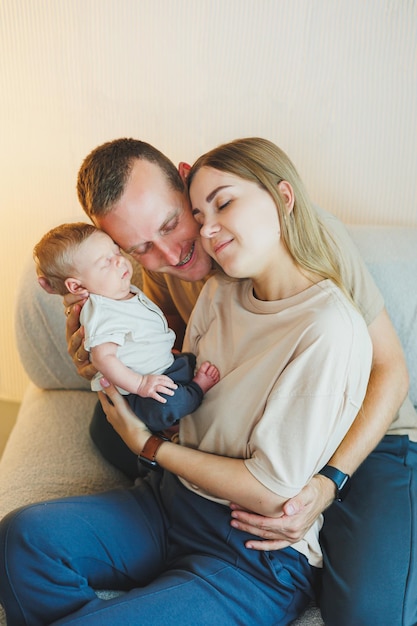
xmin=179 ymin=276 xmax=372 ymax=566
xmin=142 ymin=206 xmax=417 ymax=440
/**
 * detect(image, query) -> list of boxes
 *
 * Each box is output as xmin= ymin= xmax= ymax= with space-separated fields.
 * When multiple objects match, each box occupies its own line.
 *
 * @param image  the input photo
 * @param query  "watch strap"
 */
xmin=138 ymin=434 xmax=168 ymax=471
xmin=318 ymin=465 xmax=350 ymax=501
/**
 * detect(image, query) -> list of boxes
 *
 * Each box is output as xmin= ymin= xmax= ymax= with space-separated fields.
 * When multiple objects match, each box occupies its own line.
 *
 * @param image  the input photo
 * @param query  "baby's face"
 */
xmin=74 ymin=230 xmax=133 ymax=300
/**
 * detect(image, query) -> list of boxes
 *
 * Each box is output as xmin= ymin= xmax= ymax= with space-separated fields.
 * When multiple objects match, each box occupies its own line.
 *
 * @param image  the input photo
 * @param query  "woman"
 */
xmin=0 ymin=138 xmax=372 ymax=625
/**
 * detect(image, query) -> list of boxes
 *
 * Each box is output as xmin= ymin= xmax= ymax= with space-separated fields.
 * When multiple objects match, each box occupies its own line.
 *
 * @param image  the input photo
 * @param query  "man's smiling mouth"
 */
xmin=176 ymin=242 xmax=195 ymax=267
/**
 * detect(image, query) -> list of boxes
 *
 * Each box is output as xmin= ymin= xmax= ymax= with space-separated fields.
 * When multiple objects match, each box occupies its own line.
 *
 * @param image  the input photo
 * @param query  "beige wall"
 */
xmin=1 ymin=0 xmax=416 ymax=401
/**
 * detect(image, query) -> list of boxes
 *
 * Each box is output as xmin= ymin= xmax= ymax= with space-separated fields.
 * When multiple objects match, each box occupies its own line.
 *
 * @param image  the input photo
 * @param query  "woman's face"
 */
xmin=189 ymin=166 xmax=284 ymax=283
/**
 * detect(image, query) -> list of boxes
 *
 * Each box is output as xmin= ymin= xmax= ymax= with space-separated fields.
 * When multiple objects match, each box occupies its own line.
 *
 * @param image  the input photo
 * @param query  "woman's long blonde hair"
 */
xmin=188 ymin=137 xmax=351 ymax=301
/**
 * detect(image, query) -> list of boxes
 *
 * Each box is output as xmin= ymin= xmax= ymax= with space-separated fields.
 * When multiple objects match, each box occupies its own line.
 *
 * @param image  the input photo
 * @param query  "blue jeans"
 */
xmin=0 ymin=471 xmax=316 ymax=626
xmin=320 ymin=435 xmax=417 ymax=626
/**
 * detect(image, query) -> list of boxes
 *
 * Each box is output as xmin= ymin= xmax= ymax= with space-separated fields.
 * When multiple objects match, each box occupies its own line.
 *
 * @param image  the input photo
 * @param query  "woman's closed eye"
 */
xmin=217 ymin=200 xmax=231 ymax=211
xmin=192 ymin=199 xmax=231 ymax=224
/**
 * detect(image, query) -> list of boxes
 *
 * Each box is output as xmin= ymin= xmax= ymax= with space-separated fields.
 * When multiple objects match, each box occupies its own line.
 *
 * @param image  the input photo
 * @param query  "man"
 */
xmin=67 ymin=138 xmax=417 ymax=625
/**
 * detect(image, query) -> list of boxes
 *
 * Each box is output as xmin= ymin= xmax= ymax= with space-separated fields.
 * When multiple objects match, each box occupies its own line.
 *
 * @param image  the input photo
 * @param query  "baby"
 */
xmin=34 ymin=222 xmax=219 ymax=432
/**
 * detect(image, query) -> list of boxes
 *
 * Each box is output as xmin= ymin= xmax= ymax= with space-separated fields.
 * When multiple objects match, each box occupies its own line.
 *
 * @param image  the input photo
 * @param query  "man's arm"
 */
xmin=230 ymin=308 xmax=409 ymax=550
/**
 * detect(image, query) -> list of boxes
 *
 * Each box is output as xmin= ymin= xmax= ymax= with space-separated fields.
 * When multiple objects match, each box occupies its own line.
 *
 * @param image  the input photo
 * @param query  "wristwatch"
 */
xmin=138 ymin=434 xmax=169 ymax=471
xmin=318 ymin=465 xmax=350 ymax=501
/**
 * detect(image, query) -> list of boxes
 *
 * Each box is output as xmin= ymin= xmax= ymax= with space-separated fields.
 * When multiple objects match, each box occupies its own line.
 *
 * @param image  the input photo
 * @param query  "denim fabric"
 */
xmin=320 ymin=435 xmax=417 ymax=626
xmin=0 ymin=472 xmax=316 ymax=626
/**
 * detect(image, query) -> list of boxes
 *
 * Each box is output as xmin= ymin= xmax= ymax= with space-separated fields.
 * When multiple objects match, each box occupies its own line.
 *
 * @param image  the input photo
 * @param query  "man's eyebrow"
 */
xmin=206 ymin=185 xmax=232 ymax=203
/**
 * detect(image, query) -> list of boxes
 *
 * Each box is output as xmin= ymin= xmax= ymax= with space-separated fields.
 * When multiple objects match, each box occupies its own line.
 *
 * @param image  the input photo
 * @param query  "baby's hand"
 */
xmin=137 ymin=374 xmax=178 ymax=402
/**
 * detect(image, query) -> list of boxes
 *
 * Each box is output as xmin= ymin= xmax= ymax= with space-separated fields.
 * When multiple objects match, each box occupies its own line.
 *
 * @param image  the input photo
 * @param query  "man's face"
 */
xmin=94 ymin=159 xmax=212 ymax=282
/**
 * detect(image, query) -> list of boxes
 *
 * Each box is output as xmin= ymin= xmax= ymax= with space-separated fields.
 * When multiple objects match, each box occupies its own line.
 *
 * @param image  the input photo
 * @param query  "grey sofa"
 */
xmin=1 ymin=224 xmax=416 ymax=626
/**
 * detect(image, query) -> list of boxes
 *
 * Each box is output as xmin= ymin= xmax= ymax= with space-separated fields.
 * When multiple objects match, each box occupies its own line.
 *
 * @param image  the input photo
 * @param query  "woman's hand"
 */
xmin=65 ymin=297 xmax=96 ymax=381
xmin=98 ymin=381 xmax=151 ymax=454
xmin=229 ymin=474 xmax=335 ymax=550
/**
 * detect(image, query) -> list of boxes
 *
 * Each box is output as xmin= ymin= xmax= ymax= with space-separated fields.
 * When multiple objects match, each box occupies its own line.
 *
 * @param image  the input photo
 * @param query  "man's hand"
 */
xmin=65 ymin=300 xmax=96 ymax=381
xmin=229 ymin=473 xmax=336 ymax=550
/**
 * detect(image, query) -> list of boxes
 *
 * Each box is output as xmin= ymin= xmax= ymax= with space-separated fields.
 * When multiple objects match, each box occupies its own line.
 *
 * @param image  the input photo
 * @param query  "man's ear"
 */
xmin=178 ymin=162 xmax=191 ymax=183
xmin=64 ymin=277 xmax=87 ymax=296
xmin=38 ymin=276 xmax=57 ymax=294
xmin=277 ymin=181 xmax=295 ymax=215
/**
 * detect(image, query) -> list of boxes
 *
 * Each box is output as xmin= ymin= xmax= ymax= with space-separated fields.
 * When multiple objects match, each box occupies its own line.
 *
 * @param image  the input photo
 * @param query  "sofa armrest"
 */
xmin=15 ymin=257 xmax=91 ymax=390
xmin=0 ymin=384 xmax=132 ymax=521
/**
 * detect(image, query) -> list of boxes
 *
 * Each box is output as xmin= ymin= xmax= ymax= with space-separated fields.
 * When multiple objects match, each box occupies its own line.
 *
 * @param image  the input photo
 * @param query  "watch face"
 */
xmin=339 ymin=474 xmax=349 ymax=489
xmin=138 ymin=457 xmax=162 ymax=472
xmin=337 ymin=476 xmax=351 ymax=501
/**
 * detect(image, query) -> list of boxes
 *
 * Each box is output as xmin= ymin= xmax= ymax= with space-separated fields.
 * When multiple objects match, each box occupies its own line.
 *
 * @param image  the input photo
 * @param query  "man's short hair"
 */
xmin=77 ymin=138 xmax=185 ymax=219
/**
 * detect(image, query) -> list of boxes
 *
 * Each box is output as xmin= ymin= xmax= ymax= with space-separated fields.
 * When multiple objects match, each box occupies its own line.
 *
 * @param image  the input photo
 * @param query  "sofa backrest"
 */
xmin=347 ymin=226 xmax=417 ymax=408
xmin=15 ymin=225 xmax=417 ymax=408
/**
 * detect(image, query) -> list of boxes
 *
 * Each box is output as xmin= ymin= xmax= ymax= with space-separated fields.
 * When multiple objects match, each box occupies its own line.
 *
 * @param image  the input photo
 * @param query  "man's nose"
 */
xmin=155 ymin=239 xmax=182 ymax=265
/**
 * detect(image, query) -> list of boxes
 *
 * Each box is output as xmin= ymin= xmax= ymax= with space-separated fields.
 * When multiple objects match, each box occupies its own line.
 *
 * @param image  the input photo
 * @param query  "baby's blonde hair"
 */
xmin=33 ymin=222 xmax=98 ymax=295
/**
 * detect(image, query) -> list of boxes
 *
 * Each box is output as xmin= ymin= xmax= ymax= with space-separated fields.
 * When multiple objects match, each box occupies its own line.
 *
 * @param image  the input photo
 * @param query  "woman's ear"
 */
xmin=277 ymin=181 xmax=295 ymax=215
xmin=64 ymin=277 xmax=87 ymax=296
xmin=178 ymin=162 xmax=191 ymax=183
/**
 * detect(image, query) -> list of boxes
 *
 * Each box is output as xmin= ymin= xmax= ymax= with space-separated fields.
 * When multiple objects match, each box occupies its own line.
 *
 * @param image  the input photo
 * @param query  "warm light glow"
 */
xmin=1 ymin=0 xmax=416 ymax=400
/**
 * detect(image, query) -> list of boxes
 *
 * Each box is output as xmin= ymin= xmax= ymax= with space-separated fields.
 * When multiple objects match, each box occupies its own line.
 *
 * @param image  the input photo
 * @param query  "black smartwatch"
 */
xmin=318 ymin=465 xmax=350 ymax=501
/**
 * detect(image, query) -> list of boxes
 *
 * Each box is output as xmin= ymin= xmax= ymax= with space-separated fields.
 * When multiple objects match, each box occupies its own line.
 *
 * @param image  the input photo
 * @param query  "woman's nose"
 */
xmin=200 ymin=219 xmax=220 ymax=239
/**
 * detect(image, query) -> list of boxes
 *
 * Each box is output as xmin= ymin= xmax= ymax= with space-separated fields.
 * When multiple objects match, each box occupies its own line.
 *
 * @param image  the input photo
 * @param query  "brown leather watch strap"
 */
xmin=140 ymin=434 xmax=166 ymax=464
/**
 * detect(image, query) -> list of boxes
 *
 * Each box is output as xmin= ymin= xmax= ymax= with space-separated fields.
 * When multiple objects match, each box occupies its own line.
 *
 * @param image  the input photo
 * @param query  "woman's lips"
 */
xmin=213 ymin=239 xmax=232 ymax=256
